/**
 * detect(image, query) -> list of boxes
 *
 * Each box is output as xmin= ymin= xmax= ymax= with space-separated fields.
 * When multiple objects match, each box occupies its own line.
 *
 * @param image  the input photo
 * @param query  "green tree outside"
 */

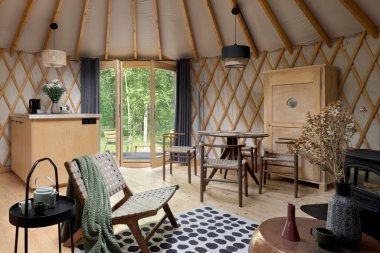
xmin=99 ymin=67 xmax=175 ymax=153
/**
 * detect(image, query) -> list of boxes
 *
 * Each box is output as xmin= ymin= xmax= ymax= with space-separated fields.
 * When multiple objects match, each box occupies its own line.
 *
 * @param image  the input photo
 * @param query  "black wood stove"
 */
xmin=344 ymin=149 xmax=380 ymax=240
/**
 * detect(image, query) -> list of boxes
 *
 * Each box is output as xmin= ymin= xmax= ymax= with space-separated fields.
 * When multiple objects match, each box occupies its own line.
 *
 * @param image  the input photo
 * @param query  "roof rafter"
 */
xmin=294 ymin=0 xmax=332 ymax=47
xmin=43 ymin=0 xmax=63 ymax=50
xmin=230 ymin=0 xmax=258 ymax=58
xmin=132 ymin=0 xmax=137 ymax=59
xmin=339 ymin=0 xmax=378 ymax=38
xmin=104 ymin=0 xmax=112 ymax=60
xmin=204 ymin=0 xmax=223 ymax=49
xmin=10 ymin=0 xmax=36 ymax=55
xmin=258 ymin=0 xmax=293 ymax=53
xmin=180 ymin=0 xmax=198 ymax=62
xmin=153 ymin=0 xmax=162 ymax=60
xmin=75 ymin=0 xmax=90 ymax=61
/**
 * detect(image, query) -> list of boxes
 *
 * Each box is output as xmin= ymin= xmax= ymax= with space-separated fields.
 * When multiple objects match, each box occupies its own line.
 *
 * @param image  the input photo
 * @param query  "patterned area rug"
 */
xmin=76 ymin=205 xmax=258 ymax=253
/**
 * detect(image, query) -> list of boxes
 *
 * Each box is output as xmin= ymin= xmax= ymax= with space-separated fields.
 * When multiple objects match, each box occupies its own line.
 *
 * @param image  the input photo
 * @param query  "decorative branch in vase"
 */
xmin=292 ymin=100 xmax=361 ymax=249
xmin=42 ymin=79 xmax=66 ymax=114
xmin=292 ymin=100 xmax=357 ymax=183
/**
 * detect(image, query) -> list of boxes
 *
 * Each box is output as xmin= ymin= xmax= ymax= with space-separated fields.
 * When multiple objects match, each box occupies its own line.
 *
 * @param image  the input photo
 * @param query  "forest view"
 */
xmin=99 ymin=67 xmax=175 ymax=153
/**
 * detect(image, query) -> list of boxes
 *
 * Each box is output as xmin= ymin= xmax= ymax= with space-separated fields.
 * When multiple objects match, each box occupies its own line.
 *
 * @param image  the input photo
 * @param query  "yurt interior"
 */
xmin=0 ymin=0 xmax=379 ymax=252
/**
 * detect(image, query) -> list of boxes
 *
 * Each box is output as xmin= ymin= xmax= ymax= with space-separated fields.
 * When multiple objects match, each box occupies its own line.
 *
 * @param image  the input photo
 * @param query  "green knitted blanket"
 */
xmin=62 ymin=156 xmax=122 ymax=253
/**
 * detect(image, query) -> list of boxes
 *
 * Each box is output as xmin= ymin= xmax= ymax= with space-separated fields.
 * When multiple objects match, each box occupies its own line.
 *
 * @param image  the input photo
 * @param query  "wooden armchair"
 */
xmin=200 ymin=143 xmax=248 ymax=207
xmin=162 ymin=133 xmax=196 ymax=184
xmin=64 ymin=152 xmax=179 ymax=253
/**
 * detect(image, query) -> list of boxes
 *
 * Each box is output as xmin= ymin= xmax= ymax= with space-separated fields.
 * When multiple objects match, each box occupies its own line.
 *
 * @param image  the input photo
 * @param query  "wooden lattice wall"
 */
xmin=0 ymin=49 xmax=81 ymax=172
xmin=191 ymin=32 xmax=380 ymax=156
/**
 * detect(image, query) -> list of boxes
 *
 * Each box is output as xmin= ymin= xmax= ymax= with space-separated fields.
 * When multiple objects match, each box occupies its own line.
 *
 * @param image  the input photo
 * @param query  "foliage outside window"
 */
xmin=99 ymin=67 xmax=175 ymax=151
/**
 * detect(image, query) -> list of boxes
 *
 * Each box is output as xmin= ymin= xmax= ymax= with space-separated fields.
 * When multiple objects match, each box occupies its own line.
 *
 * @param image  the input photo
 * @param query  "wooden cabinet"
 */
xmin=263 ymin=65 xmax=338 ymax=191
xmin=11 ymin=114 xmax=100 ymax=188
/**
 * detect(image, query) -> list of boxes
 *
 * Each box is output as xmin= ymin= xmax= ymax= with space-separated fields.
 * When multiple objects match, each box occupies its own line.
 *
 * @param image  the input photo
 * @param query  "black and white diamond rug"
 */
xmin=76 ymin=205 xmax=259 ymax=253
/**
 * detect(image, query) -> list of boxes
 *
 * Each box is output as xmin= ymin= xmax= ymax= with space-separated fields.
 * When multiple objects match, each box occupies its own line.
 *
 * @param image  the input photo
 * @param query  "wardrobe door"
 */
xmin=264 ymin=66 xmax=321 ymax=183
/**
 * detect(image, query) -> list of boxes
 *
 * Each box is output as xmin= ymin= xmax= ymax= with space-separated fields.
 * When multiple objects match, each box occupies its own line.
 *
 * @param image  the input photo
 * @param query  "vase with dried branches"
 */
xmin=293 ymin=100 xmax=356 ymax=182
xmin=293 ymin=101 xmax=361 ymax=248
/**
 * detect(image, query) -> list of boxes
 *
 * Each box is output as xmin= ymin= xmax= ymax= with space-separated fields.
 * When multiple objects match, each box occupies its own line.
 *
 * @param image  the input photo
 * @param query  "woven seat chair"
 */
xmin=163 ymin=133 xmax=196 ymax=184
xmin=64 ymin=152 xmax=179 ymax=253
xmin=241 ymin=146 xmax=257 ymax=172
xmin=200 ymin=143 xmax=248 ymax=207
xmin=259 ymin=139 xmax=299 ymax=198
xmin=222 ymin=145 xmax=256 ymax=179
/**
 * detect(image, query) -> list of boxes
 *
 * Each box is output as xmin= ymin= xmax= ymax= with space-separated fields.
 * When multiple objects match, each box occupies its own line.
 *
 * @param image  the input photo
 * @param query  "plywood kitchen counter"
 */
xmin=10 ymin=113 xmax=100 ymax=188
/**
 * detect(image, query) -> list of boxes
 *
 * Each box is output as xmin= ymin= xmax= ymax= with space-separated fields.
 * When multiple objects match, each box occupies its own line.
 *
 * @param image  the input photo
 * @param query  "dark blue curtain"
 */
xmin=80 ymin=58 xmax=100 ymax=113
xmin=174 ymin=59 xmax=191 ymax=147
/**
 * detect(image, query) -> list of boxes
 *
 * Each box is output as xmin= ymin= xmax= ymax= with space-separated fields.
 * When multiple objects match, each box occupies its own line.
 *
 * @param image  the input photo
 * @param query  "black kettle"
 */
xmin=29 ymin=99 xmax=40 ymax=114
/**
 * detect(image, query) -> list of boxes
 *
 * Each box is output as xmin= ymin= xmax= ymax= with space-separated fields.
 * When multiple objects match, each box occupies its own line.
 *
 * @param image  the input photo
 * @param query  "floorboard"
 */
xmin=0 ymin=165 xmax=333 ymax=252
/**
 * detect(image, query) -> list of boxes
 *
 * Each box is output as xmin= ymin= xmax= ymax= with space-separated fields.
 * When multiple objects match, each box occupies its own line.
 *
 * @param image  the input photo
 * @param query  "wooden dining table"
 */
xmin=197 ymin=130 xmax=270 ymax=185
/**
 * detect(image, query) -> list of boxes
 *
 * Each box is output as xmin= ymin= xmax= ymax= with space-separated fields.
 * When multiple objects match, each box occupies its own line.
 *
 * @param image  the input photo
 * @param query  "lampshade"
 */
xmin=41 ymin=23 xmax=67 ymax=68
xmin=41 ymin=49 xmax=67 ymax=68
xmin=221 ymin=5 xmax=250 ymax=68
xmin=221 ymin=44 xmax=250 ymax=68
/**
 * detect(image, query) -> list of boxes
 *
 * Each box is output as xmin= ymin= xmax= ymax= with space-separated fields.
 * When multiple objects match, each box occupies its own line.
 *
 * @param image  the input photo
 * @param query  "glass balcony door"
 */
xmin=99 ymin=60 xmax=175 ymax=167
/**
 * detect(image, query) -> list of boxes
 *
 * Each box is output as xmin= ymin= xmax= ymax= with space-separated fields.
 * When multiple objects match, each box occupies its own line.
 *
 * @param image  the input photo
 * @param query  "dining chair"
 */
xmin=103 ymin=129 xmax=130 ymax=152
xmin=259 ymin=139 xmax=299 ymax=198
xmin=103 ymin=129 xmax=117 ymax=151
xmin=162 ymin=133 xmax=196 ymax=184
xmin=64 ymin=152 xmax=179 ymax=253
xmin=241 ymin=146 xmax=257 ymax=172
xmin=200 ymin=142 xmax=248 ymax=207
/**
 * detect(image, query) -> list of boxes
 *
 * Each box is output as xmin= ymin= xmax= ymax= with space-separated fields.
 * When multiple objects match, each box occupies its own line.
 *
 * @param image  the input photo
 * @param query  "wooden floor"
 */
xmin=0 ymin=165 xmax=333 ymax=252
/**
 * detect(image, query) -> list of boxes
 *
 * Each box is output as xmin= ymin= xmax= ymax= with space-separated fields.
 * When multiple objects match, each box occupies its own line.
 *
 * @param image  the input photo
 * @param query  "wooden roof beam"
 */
xmin=204 ymin=0 xmax=223 ymax=49
xmin=340 ymin=0 xmax=378 ymax=38
xmin=294 ymin=0 xmax=332 ymax=47
xmin=43 ymin=0 xmax=63 ymax=50
xmin=153 ymin=0 xmax=162 ymax=60
xmin=104 ymin=0 xmax=112 ymax=60
xmin=181 ymin=0 xmax=198 ymax=62
xmin=230 ymin=0 xmax=258 ymax=58
xmin=180 ymin=0 xmax=198 ymax=62
xmin=258 ymin=0 xmax=293 ymax=53
xmin=75 ymin=0 xmax=90 ymax=61
xmin=10 ymin=0 xmax=36 ymax=55
xmin=132 ymin=0 xmax=137 ymax=59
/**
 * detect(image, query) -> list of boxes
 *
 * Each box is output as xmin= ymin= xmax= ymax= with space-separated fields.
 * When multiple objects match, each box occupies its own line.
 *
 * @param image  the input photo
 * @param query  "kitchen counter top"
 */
xmin=10 ymin=113 xmax=101 ymax=119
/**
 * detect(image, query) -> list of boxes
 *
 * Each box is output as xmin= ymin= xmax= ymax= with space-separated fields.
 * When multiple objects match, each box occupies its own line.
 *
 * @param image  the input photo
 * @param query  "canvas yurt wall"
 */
xmin=0 ymin=50 xmax=81 ymax=172
xmin=191 ymin=32 xmax=380 ymax=157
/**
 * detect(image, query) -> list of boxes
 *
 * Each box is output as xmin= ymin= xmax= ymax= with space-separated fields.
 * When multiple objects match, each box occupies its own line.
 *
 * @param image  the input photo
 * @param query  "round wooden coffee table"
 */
xmin=248 ymin=217 xmax=380 ymax=253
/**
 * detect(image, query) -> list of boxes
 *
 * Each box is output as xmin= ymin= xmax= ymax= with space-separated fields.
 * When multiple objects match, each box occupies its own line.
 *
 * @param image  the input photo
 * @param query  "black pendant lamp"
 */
xmin=221 ymin=5 xmax=250 ymax=68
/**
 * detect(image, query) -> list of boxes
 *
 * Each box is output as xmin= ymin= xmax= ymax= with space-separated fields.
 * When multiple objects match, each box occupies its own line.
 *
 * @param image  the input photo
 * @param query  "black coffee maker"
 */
xmin=29 ymin=99 xmax=40 ymax=114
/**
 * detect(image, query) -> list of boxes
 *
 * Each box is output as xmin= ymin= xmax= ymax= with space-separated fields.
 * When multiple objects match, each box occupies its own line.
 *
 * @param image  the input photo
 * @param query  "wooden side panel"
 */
xmin=323 ymin=65 xmax=339 ymax=106
xmin=11 ymin=117 xmax=100 ymax=188
xmin=10 ymin=117 xmax=31 ymax=183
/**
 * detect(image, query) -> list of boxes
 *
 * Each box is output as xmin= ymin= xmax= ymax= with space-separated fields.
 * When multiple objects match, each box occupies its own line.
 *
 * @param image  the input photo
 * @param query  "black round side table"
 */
xmin=9 ymin=196 xmax=76 ymax=253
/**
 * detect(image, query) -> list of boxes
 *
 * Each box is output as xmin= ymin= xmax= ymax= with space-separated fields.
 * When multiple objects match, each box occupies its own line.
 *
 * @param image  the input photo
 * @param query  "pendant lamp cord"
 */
xmin=53 ymin=26 xmax=55 ymax=50
xmin=234 ymin=13 xmax=237 ymax=45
